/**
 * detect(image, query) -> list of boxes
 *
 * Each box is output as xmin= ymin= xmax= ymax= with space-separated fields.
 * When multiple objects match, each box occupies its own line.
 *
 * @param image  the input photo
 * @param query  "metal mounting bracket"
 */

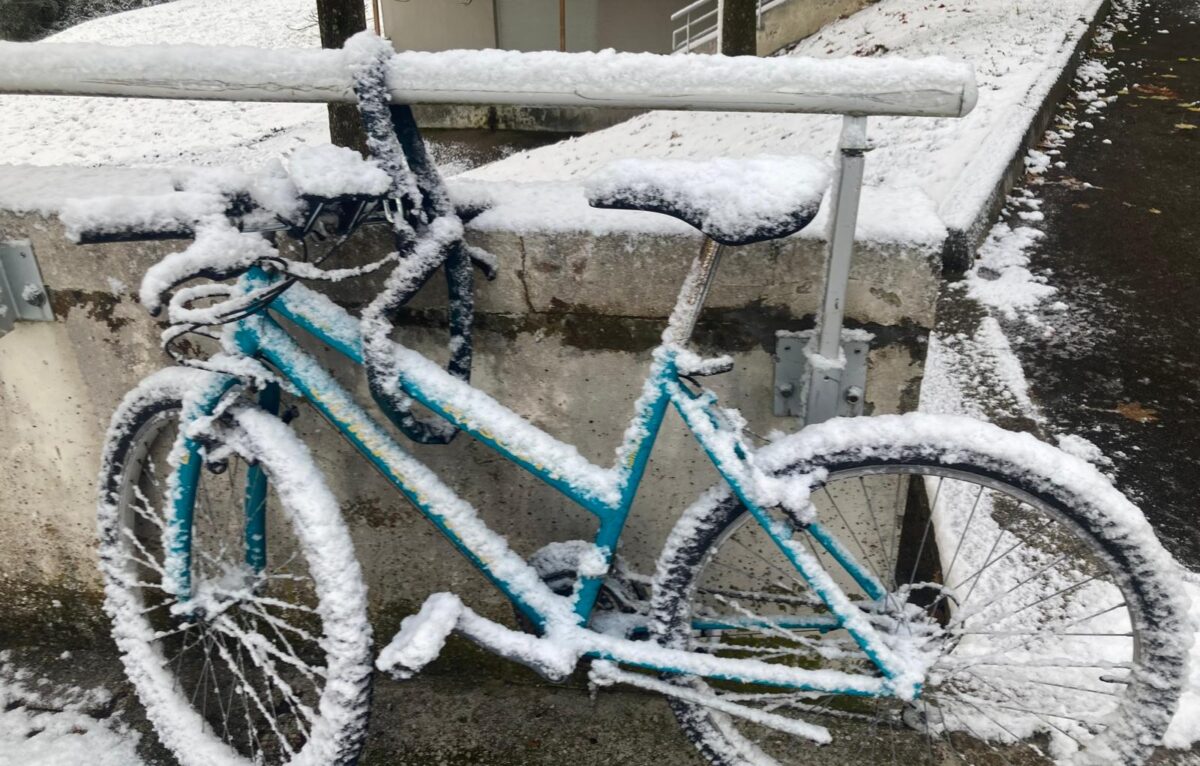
xmin=773 ymin=330 xmax=869 ymax=422
xmin=0 ymin=240 xmax=54 ymax=336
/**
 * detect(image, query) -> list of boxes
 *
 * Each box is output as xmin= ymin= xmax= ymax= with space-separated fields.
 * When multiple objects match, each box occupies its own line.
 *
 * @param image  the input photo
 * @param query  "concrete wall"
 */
xmin=757 ymin=0 xmax=875 ymax=56
xmin=0 ymin=206 xmax=940 ymax=644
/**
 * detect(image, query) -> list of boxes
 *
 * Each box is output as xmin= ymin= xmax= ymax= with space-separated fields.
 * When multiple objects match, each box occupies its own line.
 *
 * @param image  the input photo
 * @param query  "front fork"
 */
xmin=242 ymin=382 xmax=279 ymax=573
xmin=165 ymin=377 xmax=278 ymax=603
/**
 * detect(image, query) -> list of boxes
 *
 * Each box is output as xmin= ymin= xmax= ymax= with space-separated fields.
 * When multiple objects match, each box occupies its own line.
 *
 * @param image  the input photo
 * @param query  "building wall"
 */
xmin=382 ymin=0 xmax=677 ymax=53
xmin=595 ymin=0 xmax=677 ymax=53
xmin=382 ymin=0 xmax=497 ymax=52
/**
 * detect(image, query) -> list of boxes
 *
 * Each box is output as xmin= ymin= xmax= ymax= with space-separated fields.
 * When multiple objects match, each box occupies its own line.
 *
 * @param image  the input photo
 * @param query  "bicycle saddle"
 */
xmin=585 ymin=155 xmax=831 ymax=246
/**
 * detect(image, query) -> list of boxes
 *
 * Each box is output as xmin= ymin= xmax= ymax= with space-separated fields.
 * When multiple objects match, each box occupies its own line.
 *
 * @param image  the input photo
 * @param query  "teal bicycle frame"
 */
xmin=166 ymin=265 xmax=915 ymax=700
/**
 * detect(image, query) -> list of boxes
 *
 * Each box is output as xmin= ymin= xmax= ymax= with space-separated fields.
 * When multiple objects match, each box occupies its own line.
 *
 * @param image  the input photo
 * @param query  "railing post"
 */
xmin=714 ymin=0 xmax=724 ymax=53
xmin=804 ymin=114 xmax=869 ymax=424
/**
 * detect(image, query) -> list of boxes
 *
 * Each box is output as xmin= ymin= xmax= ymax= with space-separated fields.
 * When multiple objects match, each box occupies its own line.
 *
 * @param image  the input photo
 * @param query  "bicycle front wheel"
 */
xmin=97 ymin=369 xmax=373 ymax=766
xmin=651 ymin=413 xmax=1188 ymax=766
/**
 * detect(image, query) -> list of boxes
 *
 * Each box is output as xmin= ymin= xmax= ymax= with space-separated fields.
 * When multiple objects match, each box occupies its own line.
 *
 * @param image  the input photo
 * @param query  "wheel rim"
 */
xmin=110 ymin=406 xmax=338 ymax=765
xmin=670 ymin=463 xmax=1146 ymax=765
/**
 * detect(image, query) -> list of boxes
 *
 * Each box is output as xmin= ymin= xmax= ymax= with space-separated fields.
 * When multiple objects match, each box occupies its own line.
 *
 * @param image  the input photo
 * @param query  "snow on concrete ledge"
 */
xmin=458 ymin=0 xmax=1109 ymax=253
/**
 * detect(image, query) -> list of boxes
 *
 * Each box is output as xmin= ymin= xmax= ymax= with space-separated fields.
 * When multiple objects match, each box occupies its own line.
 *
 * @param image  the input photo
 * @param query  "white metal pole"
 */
xmin=805 ymin=114 xmax=868 ymax=424
xmin=0 ymin=42 xmax=978 ymax=117
xmin=715 ymin=0 xmax=724 ymax=54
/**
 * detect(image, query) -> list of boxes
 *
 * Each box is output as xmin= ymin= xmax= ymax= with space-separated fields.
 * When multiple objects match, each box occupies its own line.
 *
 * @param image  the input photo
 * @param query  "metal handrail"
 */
xmin=0 ymin=42 xmax=978 ymax=118
xmin=669 ymin=0 xmax=712 ymax=20
xmin=0 ymin=39 xmax=978 ymax=422
xmin=671 ymin=0 xmax=719 ymax=53
xmin=672 ymin=0 xmax=794 ymax=53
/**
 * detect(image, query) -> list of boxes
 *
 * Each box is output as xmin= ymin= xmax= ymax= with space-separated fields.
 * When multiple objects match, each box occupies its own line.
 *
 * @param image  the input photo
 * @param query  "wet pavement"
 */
xmin=997 ymin=0 xmax=1200 ymax=569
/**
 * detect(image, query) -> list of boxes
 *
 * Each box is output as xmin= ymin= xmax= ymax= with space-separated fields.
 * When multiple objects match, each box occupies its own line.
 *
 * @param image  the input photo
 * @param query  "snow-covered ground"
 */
xmin=0 ymin=0 xmax=330 ymax=168
xmin=459 ymin=0 xmax=1108 ymax=243
xmin=0 ymin=651 xmax=143 ymax=766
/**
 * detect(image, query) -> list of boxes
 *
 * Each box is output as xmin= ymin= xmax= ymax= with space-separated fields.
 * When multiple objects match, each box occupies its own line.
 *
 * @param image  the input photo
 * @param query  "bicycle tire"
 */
xmin=97 ymin=368 xmax=373 ymax=766
xmin=650 ymin=413 xmax=1188 ymax=766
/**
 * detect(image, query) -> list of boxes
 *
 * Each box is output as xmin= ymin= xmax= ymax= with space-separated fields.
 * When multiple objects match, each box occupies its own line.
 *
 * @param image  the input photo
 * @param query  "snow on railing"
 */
xmin=0 ymin=36 xmax=977 ymax=423
xmin=671 ymin=0 xmax=790 ymax=54
xmin=0 ymin=41 xmax=977 ymax=118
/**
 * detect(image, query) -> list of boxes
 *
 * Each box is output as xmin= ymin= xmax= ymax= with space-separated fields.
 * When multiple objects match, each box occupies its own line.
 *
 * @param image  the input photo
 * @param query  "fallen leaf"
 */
xmin=1073 ymin=202 xmax=1091 ymax=209
xmin=1114 ymin=402 xmax=1159 ymax=423
xmin=1054 ymin=176 xmax=1101 ymax=191
xmin=1176 ymin=123 xmax=1198 ymax=130
xmin=1133 ymin=83 xmax=1180 ymax=99
xmin=1149 ymin=208 xmax=1162 ymax=214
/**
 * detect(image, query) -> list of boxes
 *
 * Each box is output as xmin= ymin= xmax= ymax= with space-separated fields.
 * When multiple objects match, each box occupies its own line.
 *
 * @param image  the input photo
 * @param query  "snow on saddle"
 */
xmin=584 ymin=155 xmax=831 ymax=246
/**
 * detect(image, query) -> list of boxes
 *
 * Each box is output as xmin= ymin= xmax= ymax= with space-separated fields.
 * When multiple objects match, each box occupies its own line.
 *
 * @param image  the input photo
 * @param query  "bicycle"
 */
xmin=77 ymin=33 xmax=1188 ymax=766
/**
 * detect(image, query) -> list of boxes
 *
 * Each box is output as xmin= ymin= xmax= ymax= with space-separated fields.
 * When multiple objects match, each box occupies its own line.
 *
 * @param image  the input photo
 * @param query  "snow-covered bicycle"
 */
xmin=77 ymin=34 xmax=1188 ymax=766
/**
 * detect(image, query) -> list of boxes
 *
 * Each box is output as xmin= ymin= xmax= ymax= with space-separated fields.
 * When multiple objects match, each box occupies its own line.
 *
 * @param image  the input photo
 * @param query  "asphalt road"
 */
xmin=1002 ymin=0 xmax=1200 ymax=570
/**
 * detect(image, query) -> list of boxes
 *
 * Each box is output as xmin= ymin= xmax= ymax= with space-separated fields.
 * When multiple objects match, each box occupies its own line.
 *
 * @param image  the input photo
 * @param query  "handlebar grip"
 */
xmin=60 ymin=191 xmax=226 ymax=245
xmin=75 ymin=227 xmax=196 ymax=245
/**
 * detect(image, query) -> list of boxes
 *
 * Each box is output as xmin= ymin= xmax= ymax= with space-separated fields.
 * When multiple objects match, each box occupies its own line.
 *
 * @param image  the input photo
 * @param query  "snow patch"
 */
xmin=0 ymin=654 xmax=143 ymax=766
xmin=965 ymin=222 xmax=1055 ymax=321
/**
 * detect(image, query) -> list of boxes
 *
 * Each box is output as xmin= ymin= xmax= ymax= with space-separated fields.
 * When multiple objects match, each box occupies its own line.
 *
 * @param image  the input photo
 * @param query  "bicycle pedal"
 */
xmin=376 ymin=592 xmax=464 ymax=681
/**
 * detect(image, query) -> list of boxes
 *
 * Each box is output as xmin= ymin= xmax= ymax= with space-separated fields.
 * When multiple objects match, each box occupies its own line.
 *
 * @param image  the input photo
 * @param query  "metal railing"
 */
xmin=0 ymin=40 xmax=976 ymax=422
xmin=671 ymin=0 xmax=789 ymax=54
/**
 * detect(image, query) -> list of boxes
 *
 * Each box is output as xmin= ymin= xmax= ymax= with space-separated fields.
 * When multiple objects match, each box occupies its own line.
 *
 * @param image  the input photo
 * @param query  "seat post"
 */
xmin=664 ymin=237 xmax=725 ymax=346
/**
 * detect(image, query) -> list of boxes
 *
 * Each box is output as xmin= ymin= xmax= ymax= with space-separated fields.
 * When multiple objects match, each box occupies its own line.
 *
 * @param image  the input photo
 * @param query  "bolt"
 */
xmin=844 ymin=386 xmax=863 ymax=405
xmin=21 ymin=283 xmax=44 ymax=307
xmin=778 ymin=383 xmax=795 ymax=397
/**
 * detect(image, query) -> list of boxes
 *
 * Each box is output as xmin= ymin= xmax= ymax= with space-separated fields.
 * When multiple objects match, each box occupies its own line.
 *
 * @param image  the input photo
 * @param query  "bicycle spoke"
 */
xmin=906 ymin=476 xmax=943 ymax=587
xmin=959 ymin=670 xmax=1092 ymax=746
xmin=947 ymin=553 xmax=1073 ymax=630
xmin=821 ymin=484 xmax=887 ymax=588
xmin=211 ymin=637 xmax=297 ymax=759
xmin=857 ymin=476 xmax=894 ymax=589
xmin=941 ymin=483 xmax=986 ymax=588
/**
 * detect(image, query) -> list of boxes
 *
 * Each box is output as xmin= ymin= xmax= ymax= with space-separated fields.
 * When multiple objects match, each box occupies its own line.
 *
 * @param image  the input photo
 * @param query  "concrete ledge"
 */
xmin=757 ymin=0 xmax=875 ymax=56
xmin=0 ymin=204 xmax=937 ymax=640
xmin=413 ymin=104 xmax=643 ymax=134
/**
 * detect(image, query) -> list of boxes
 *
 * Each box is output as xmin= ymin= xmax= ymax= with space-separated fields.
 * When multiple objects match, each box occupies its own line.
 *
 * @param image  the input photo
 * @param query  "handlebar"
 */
xmin=70 ymin=194 xmax=486 ymax=246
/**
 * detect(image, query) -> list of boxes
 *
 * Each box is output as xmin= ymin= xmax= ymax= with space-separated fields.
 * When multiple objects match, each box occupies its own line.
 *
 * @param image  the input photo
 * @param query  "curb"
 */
xmin=940 ymin=0 xmax=1114 ymax=273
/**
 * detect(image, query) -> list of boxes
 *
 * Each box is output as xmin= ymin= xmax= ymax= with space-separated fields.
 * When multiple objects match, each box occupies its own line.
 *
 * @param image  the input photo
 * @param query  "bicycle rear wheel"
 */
xmin=97 ymin=370 xmax=373 ymax=766
xmin=651 ymin=414 xmax=1188 ymax=766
